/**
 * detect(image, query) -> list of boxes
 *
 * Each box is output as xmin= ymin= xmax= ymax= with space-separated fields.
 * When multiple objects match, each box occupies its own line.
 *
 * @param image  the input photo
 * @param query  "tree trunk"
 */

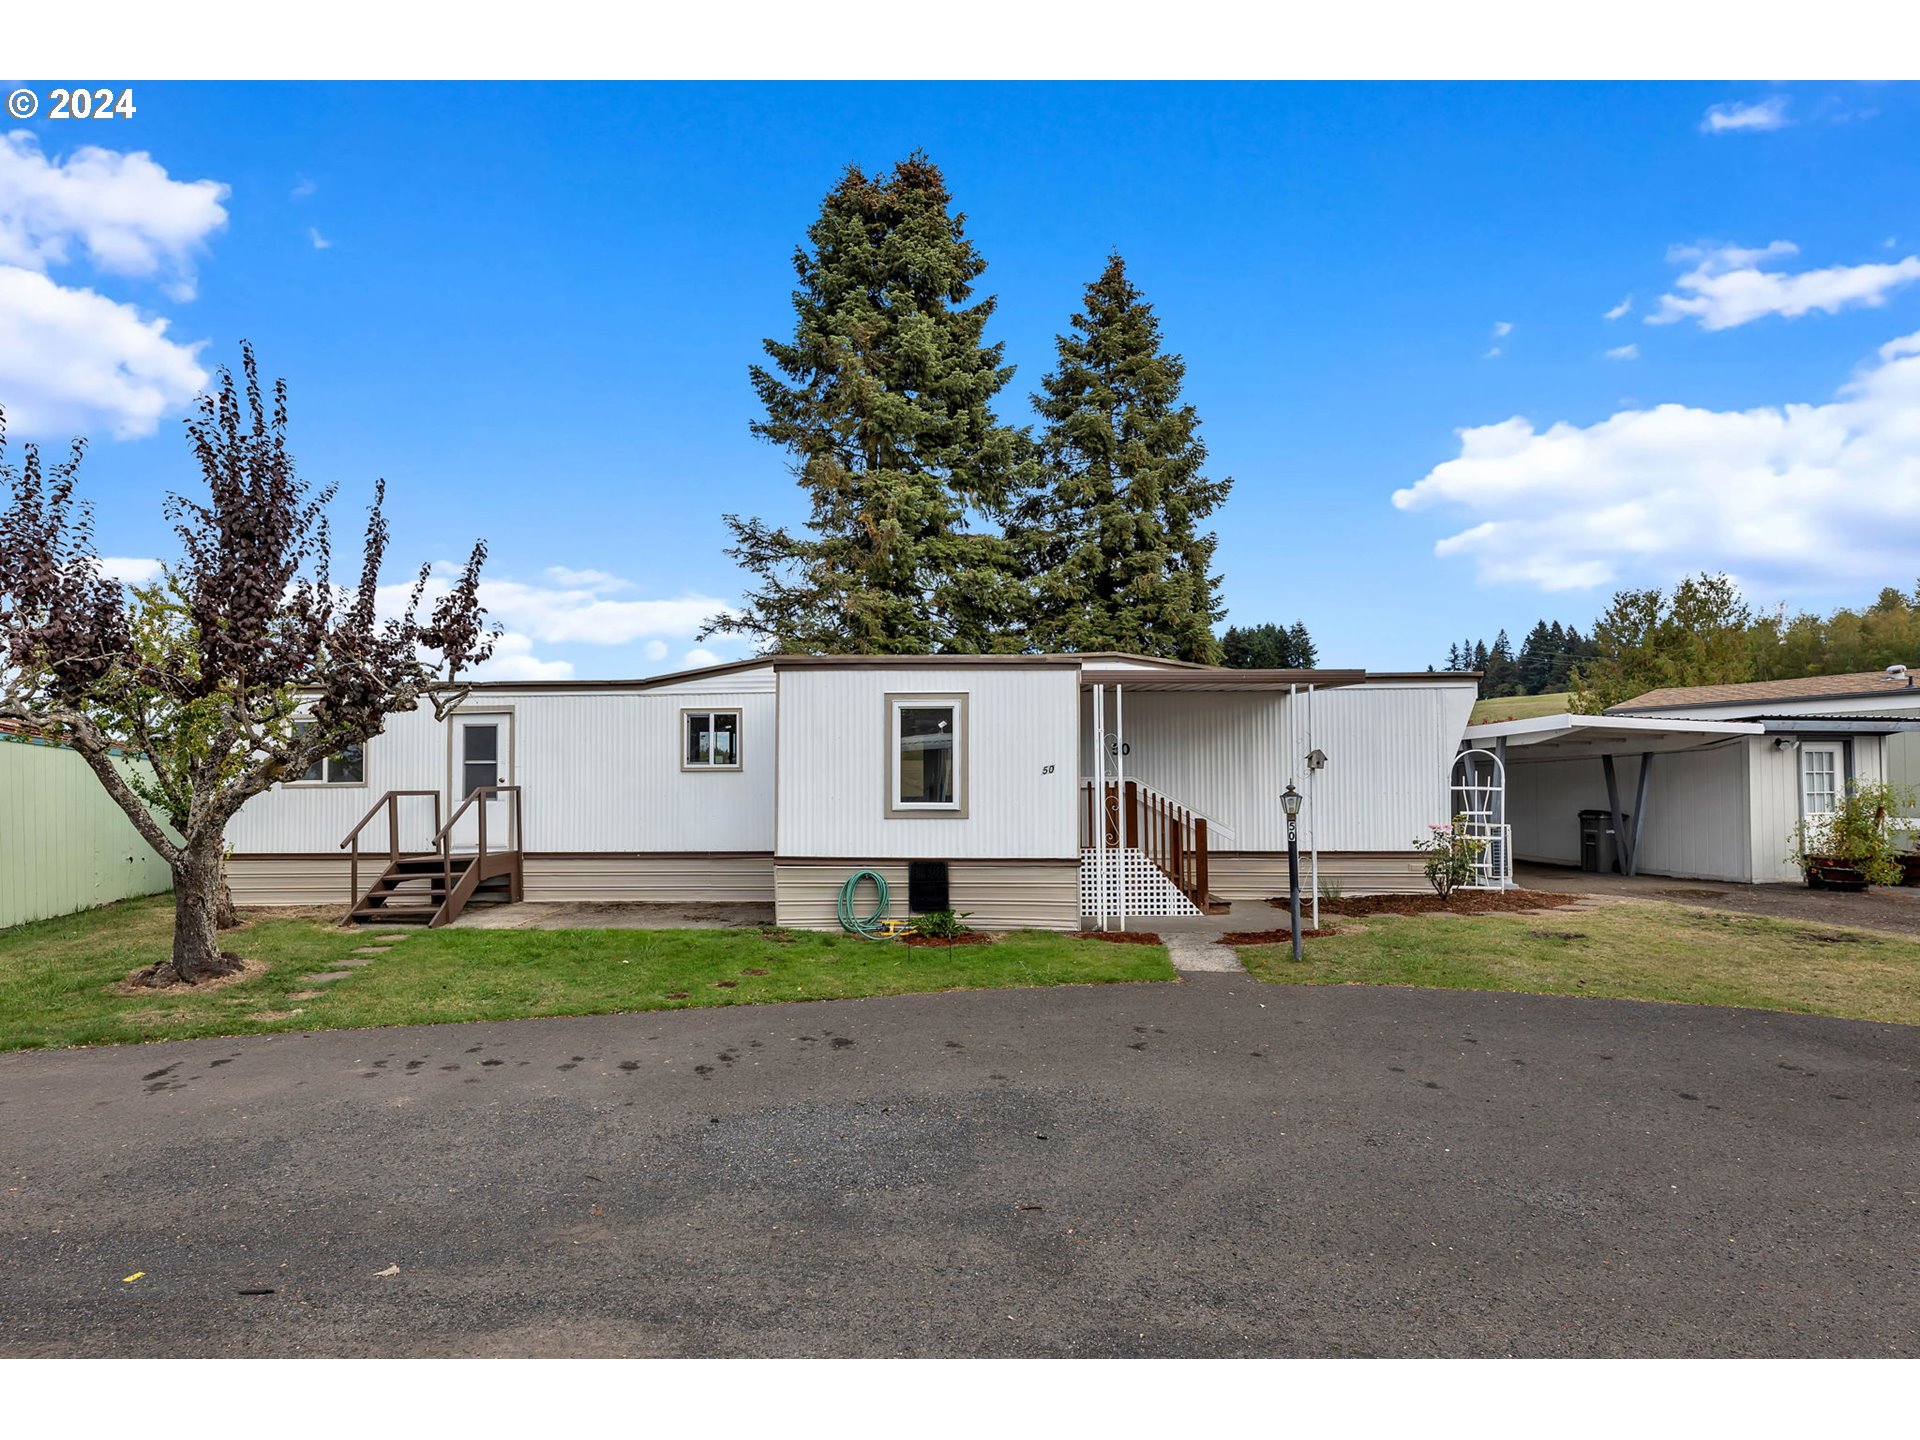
xmin=138 ymin=841 xmax=246 ymax=987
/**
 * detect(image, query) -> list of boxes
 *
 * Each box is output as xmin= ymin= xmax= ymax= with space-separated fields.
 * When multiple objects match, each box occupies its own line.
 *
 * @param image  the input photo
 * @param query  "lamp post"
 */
xmin=1282 ymin=780 xmax=1304 ymax=962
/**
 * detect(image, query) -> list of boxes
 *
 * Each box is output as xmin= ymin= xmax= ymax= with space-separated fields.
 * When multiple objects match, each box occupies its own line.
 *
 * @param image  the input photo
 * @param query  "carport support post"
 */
xmin=1627 ymin=751 xmax=1653 ymax=878
xmin=1602 ymin=754 xmax=1628 ymax=876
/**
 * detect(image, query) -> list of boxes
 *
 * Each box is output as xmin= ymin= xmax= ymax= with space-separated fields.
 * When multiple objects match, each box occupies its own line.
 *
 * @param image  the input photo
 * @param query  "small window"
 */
xmin=1801 ymin=746 xmax=1839 ymax=817
xmin=682 ymin=709 xmax=742 ymax=770
xmin=888 ymin=695 xmax=966 ymax=816
xmin=292 ymin=722 xmax=364 ymax=786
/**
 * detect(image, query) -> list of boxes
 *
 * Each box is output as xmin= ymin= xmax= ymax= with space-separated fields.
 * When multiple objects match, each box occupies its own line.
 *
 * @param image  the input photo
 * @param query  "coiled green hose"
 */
xmin=837 ymin=869 xmax=891 ymax=939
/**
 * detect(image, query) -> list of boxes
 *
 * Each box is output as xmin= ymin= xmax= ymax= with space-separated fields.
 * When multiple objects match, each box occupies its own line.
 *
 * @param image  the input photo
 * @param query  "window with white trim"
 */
xmin=1801 ymin=745 xmax=1839 ymax=817
xmin=683 ymin=709 xmax=742 ymax=769
xmin=892 ymin=699 xmax=959 ymax=810
xmin=291 ymin=720 xmax=364 ymax=785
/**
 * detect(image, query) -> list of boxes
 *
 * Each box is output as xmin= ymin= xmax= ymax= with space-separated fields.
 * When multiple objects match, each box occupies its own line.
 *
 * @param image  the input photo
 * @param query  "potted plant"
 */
xmin=1792 ymin=780 xmax=1913 ymax=891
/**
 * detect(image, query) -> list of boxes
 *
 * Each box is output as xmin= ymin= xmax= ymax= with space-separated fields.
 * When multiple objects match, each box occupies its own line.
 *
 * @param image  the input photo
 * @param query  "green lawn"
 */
xmin=1238 ymin=900 xmax=1920 ymax=1026
xmin=1470 ymin=691 xmax=1572 ymax=724
xmin=0 ymin=896 xmax=1174 ymax=1052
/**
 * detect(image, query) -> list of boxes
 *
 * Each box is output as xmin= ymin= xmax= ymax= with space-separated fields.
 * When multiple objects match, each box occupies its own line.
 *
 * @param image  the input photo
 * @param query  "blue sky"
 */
xmin=3 ymin=80 xmax=1918 ymax=678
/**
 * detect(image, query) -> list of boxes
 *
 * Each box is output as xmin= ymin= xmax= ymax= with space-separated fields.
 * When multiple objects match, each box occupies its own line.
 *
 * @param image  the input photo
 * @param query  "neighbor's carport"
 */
xmin=1463 ymin=713 xmax=1764 ymax=879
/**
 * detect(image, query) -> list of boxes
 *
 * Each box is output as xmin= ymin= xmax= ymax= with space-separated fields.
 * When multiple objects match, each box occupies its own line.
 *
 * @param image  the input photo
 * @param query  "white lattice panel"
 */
xmin=1079 ymin=849 xmax=1202 ymax=918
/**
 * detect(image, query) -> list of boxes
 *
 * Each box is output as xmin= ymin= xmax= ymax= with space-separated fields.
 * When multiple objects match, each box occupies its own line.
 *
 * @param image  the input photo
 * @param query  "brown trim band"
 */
xmin=775 ymin=856 xmax=1077 ymax=866
xmin=229 ymin=850 xmax=776 ymax=862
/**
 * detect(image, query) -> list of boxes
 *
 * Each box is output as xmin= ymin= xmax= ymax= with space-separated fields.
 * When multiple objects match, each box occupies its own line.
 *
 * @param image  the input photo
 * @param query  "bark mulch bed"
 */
xmin=900 ymin=931 xmax=996 ymax=948
xmin=1216 ymin=929 xmax=1339 ymax=945
xmin=1072 ymin=930 xmax=1164 ymax=945
xmin=1271 ymin=887 xmax=1579 ymax=918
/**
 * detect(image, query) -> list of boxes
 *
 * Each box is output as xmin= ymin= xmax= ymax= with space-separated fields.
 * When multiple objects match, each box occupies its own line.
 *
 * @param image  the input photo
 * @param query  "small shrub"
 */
xmin=910 ymin=909 xmax=972 ymax=939
xmin=1413 ymin=818 xmax=1485 ymax=900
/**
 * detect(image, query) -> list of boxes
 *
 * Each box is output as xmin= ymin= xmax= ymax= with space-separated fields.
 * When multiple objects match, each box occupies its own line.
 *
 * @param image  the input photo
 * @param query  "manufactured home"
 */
xmin=1462 ymin=668 xmax=1920 ymax=885
xmin=224 ymin=653 xmax=1478 ymax=929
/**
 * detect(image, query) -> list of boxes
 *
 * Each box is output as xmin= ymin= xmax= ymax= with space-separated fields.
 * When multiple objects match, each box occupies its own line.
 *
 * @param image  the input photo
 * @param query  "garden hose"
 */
xmin=837 ymin=869 xmax=892 ymax=939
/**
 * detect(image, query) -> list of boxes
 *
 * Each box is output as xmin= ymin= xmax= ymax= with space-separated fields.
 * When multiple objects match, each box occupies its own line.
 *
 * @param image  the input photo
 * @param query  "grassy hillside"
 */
xmin=1470 ymin=691 xmax=1572 ymax=724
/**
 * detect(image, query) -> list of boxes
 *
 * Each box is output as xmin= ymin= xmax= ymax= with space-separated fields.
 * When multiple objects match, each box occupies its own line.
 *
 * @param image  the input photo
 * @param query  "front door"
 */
xmin=450 ymin=712 xmax=514 ymax=852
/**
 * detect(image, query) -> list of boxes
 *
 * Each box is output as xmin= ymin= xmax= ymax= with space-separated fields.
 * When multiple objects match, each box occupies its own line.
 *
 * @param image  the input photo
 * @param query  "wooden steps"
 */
xmin=341 ymin=787 xmax=524 ymax=928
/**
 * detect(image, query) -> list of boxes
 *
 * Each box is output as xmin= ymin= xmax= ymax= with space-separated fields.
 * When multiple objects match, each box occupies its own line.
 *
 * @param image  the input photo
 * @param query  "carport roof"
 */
xmin=1464 ymin=712 xmax=1764 ymax=757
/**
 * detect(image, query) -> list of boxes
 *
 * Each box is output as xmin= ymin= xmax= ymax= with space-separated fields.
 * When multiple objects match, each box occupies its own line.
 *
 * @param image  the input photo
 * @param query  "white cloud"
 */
xmin=1650 ymin=241 xmax=1920 ymax=331
xmin=0 ymin=130 xmax=228 ymax=296
xmin=290 ymin=177 xmax=316 ymax=200
xmin=1482 ymin=346 xmax=1501 ymax=360
xmin=680 ymin=648 xmax=720 ymax=669
xmin=642 ymin=639 xmax=669 ymax=661
xmin=0 ymin=265 xmax=208 ymax=438
xmin=1491 ymin=320 xmax=1512 ymax=338
xmin=1392 ymin=329 xmax=1920 ymax=592
xmin=307 ymin=227 xmax=331 ymax=251
xmin=1604 ymin=295 xmax=1633 ymax=321
xmin=470 ymin=631 xmax=574 ymax=682
xmin=1700 ymin=96 xmax=1790 ymax=134
xmin=98 ymin=556 xmax=164 ymax=584
xmin=1604 ymin=344 xmax=1639 ymax=361
xmin=541 ymin=565 xmax=631 ymax=593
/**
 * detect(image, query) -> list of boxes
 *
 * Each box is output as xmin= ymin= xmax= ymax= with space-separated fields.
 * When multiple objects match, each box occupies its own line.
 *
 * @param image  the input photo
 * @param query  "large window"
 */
xmin=683 ymin=709 xmax=742 ymax=770
xmin=887 ymin=694 xmax=966 ymax=816
xmin=290 ymin=720 xmax=364 ymax=786
xmin=1801 ymin=746 xmax=1839 ymax=817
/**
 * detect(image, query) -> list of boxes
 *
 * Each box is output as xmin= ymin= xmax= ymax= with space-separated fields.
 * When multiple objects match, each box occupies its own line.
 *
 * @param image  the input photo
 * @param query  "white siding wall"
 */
xmin=226 ymin=676 xmax=777 ymax=856
xmin=1309 ymin=682 xmax=1476 ymax=851
xmin=1504 ymin=741 xmax=1754 ymax=882
xmin=1079 ymin=681 xmax=1473 ymax=853
xmin=776 ymin=667 xmax=1080 ymax=859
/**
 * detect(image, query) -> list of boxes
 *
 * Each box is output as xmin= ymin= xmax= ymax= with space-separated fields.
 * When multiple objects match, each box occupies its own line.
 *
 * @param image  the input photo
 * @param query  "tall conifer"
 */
xmin=708 ymin=153 xmax=1032 ymax=653
xmin=1010 ymin=254 xmax=1231 ymax=662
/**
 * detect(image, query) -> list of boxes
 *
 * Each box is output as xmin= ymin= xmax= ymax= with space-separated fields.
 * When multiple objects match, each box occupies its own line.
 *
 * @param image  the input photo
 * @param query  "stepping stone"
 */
xmin=305 ymin=971 xmax=354 ymax=984
xmin=351 ymin=946 xmax=391 ymax=956
xmin=372 ymin=933 xmax=410 ymax=942
xmin=288 ymin=990 xmax=322 ymax=1001
xmin=334 ymin=956 xmax=377 ymax=968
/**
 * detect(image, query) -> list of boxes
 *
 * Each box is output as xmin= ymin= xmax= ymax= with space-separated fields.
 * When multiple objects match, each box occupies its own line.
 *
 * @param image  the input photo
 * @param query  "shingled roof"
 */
xmin=1608 ymin=669 xmax=1920 ymax=714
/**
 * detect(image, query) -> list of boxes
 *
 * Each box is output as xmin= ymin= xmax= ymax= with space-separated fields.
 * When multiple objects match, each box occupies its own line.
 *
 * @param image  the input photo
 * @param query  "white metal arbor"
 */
xmin=1450 ymin=749 xmax=1513 ymax=890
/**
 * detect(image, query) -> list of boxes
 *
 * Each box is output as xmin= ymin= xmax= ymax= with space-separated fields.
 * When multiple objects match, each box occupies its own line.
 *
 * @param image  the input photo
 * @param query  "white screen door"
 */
xmin=450 ymin=713 xmax=513 ymax=850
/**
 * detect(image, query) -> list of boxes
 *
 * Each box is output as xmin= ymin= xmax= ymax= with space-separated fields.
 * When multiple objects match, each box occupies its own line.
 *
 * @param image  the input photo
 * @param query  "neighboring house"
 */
xmin=0 ymin=721 xmax=174 ymax=928
xmin=224 ymin=652 xmax=1478 ymax=929
xmin=1463 ymin=667 xmax=1920 ymax=885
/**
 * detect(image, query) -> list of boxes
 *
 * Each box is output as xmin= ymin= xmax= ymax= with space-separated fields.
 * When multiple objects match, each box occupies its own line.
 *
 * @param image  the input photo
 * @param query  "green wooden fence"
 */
xmin=1 ymin=732 xmax=173 ymax=929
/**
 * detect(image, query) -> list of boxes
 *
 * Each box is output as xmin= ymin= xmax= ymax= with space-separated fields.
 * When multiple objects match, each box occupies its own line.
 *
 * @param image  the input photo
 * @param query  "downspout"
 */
xmin=1098 ymin=687 xmax=1113 ymax=936
xmin=1308 ymin=683 xmax=1319 ymax=930
xmin=1115 ymin=682 xmax=1126 ymax=934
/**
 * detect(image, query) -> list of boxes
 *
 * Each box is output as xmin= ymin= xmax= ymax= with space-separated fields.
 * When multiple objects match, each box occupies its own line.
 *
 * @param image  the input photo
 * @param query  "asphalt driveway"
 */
xmin=2 ymin=975 xmax=1915 ymax=1357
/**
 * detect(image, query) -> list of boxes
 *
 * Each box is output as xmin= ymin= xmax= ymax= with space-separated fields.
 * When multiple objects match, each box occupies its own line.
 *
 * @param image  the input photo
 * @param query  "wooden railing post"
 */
xmin=1193 ymin=817 xmax=1209 ymax=904
xmin=1124 ymin=780 xmax=1139 ymax=852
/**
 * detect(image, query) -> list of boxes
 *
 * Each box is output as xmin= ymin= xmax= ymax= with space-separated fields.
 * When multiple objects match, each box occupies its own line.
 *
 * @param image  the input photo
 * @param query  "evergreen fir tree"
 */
xmin=1221 ymin=620 xmax=1315 ymax=668
xmin=1287 ymin=620 xmax=1318 ymax=668
xmin=1009 ymin=254 xmax=1231 ymax=662
xmin=707 ymin=153 xmax=1034 ymax=653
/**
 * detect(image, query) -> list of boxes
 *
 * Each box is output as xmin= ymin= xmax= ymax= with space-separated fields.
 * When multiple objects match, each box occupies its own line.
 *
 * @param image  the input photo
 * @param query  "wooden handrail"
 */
xmin=1078 ymin=778 xmax=1210 ymax=906
xmin=340 ymin=789 xmax=443 ymax=917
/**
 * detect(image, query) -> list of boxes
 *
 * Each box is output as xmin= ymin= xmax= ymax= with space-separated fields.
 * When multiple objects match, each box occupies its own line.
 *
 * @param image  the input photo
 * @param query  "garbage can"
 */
xmin=1577 ymin=809 xmax=1627 ymax=874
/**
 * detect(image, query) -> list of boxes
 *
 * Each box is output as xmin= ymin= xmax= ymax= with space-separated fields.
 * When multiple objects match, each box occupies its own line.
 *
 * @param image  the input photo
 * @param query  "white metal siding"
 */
xmin=1207 ymin=852 xmax=1428 ymax=900
xmin=776 ymin=668 xmax=1079 ymax=860
xmin=1506 ymin=742 xmax=1754 ymax=883
xmin=226 ymin=688 xmax=775 ymax=855
xmin=1074 ymin=681 xmax=1472 ymax=854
